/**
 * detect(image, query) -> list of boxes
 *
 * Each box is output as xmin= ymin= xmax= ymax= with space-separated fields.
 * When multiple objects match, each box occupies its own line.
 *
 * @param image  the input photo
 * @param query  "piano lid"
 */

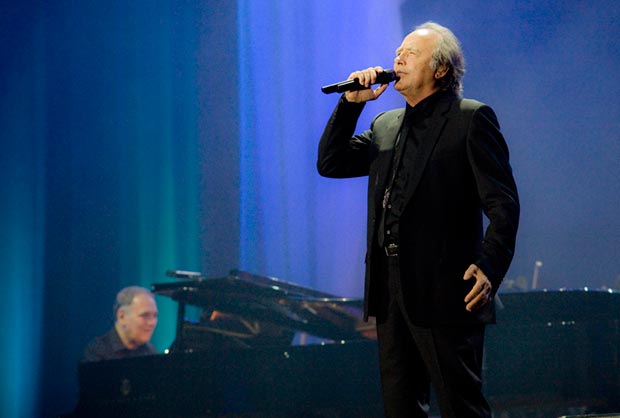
xmin=152 ymin=269 xmax=370 ymax=342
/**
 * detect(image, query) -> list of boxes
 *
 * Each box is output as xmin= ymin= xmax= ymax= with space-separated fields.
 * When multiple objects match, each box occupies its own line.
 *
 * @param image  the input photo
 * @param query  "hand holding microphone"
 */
xmin=321 ymin=66 xmax=397 ymax=103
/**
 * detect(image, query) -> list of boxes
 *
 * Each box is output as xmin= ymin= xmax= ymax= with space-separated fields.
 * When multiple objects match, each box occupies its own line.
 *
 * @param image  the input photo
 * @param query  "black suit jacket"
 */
xmin=317 ymin=93 xmax=519 ymax=325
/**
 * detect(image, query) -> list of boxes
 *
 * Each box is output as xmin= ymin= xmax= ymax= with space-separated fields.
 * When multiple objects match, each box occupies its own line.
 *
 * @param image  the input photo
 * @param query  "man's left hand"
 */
xmin=463 ymin=264 xmax=492 ymax=312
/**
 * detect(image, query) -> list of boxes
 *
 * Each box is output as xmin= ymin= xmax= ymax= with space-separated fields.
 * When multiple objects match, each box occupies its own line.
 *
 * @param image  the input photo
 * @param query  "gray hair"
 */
xmin=415 ymin=21 xmax=465 ymax=95
xmin=113 ymin=286 xmax=153 ymax=318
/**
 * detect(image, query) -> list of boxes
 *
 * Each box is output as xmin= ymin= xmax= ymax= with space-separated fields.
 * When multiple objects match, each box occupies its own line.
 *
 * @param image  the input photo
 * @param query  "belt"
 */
xmin=384 ymin=242 xmax=399 ymax=257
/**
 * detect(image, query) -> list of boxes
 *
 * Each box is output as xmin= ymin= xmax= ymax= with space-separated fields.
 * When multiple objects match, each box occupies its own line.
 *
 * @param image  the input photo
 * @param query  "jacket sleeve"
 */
xmin=317 ymin=96 xmax=373 ymax=178
xmin=466 ymin=104 xmax=520 ymax=289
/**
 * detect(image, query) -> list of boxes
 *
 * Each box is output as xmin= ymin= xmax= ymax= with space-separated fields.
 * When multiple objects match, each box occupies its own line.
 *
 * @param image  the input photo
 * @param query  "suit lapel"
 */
xmin=378 ymin=109 xmax=405 ymax=152
xmin=372 ymin=109 xmax=405 ymax=207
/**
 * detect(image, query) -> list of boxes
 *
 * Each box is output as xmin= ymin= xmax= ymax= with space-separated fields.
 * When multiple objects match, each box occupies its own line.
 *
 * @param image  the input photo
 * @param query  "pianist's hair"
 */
xmin=113 ymin=286 xmax=153 ymax=319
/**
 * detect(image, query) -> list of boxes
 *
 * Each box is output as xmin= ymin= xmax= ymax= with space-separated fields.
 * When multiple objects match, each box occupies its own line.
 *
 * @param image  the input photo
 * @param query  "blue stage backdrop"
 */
xmin=1 ymin=0 xmax=619 ymax=417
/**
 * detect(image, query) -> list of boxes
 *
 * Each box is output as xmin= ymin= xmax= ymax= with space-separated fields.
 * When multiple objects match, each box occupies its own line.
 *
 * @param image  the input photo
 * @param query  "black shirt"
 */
xmin=380 ymin=90 xmax=447 ymax=247
xmin=82 ymin=327 xmax=157 ymax=362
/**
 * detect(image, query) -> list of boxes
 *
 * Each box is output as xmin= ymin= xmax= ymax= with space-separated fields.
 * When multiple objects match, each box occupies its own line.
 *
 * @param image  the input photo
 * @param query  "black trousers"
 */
xmin=375 ymin=254 xmax=491 ymax=418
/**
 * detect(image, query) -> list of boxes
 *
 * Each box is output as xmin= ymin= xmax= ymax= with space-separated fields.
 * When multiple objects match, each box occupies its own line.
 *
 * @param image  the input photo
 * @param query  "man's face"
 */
xmin=392 ymin=29 xmax=442 ymax=100
xmin=117 ymin=293 xmax=158 ymax=348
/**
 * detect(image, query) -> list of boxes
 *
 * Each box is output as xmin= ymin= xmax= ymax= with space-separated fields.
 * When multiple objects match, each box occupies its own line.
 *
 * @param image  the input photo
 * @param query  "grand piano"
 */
xmin=71 ymin=270 xmax=620 ymax=418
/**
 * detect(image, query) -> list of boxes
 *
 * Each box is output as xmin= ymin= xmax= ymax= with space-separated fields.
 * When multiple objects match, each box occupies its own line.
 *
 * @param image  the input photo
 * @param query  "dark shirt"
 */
xmin=82 ymin=327 xmax=157 ymax=362
xmin=381 ymin=91 xmax=447 ymax=246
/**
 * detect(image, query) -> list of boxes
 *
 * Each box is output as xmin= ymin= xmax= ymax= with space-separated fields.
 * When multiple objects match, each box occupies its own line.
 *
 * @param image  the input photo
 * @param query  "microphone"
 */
xmin=321 ymin=69 xmax=398 ymax=94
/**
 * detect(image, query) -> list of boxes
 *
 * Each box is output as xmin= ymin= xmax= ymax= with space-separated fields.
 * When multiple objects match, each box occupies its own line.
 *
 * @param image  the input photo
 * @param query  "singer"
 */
xmin=317 ymin=22 xmax=519 ymax=418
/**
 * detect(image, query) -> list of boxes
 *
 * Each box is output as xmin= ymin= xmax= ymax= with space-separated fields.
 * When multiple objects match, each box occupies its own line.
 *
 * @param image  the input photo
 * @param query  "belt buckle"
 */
xmin=385 ymin=243 xmax=399 ymax=257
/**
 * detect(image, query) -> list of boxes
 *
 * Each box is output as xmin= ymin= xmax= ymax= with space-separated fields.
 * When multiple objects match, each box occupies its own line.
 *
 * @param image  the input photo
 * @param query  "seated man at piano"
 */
xmin=82 ymin=286 xmax=159 ymax=362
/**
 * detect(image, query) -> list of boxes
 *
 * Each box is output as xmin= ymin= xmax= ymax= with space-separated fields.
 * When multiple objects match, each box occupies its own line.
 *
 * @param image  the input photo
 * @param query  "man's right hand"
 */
xmin=344 ymin=66 xmax=390 ymax=103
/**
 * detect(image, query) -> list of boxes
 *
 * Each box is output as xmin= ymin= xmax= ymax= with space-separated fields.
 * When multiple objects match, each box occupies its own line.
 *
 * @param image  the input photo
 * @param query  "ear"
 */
xmin=435 ymin=65 xmax=449 ymax=79
xmin=116 ymin=307 xmax=125 ymax=322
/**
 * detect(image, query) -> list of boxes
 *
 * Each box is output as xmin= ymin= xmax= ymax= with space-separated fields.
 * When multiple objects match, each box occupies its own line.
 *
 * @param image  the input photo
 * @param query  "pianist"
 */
xmin=82 ymin=286 xmax=159 ymax=362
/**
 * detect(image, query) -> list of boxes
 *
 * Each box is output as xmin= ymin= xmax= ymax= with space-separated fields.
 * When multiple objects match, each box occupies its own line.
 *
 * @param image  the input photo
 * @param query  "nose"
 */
xmin=144 ymin=313 xmax=158 ymax=326
xmin=394 ymin=52 xmax=405 ymax=66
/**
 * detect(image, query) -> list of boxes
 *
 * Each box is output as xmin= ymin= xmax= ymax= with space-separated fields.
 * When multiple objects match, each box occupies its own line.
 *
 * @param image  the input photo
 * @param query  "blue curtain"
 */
xmin=0 ymin=120 xmax=44 ymax=416
xmin=0 ymin=4 xmax=45 ymax=417
xmin=237 ymin=1 xmax=404 ymax=295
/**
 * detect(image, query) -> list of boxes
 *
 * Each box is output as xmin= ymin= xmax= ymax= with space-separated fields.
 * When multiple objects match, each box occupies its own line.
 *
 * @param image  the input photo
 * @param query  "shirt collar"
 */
xmin=405 ymin=89 xmax=453 ymax=119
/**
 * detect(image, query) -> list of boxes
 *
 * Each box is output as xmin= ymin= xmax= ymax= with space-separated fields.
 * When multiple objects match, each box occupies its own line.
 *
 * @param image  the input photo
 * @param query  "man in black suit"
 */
xmin=317 ymin=22 xmax=519 ymax=418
